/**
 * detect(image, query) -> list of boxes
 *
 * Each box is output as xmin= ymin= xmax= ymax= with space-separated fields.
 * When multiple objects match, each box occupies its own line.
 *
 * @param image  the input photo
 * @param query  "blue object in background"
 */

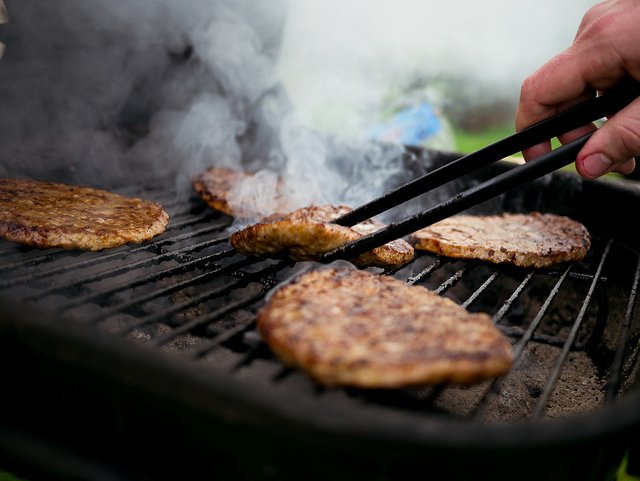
xmin=368 ymin=102 xmax=442 ymax=147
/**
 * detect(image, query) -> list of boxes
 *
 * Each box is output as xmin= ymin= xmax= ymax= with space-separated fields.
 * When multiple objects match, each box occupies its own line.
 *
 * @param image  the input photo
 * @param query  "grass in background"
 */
xmin=618 ymin=455 xmax=640 ymax=481
xmin=452 ymin=123 xmax=561 ymax=159
xmin=453 ymin=124 xmax=523 ymax=157
xmin=451 ymin=123 xmax=629 ymax=181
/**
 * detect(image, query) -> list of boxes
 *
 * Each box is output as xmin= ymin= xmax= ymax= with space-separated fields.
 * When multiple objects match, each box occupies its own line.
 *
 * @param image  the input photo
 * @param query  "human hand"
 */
xmin=516 ymin=0 xmax=640 ymax=179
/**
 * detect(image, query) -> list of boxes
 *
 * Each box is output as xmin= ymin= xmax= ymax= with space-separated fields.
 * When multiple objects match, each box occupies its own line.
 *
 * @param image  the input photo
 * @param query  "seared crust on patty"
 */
xmin=230 ymin=204 xmax=414 ymax=269
xmin=410 ymin=212 xmax=590 ymax=268
xmin=0 ymin=177 xmax=169 ymax=250
xmin=192 ymin=166 xmax=289 ymax=219
xmin=257 ymin=268 xmax=513 ymax=387
xmin=193 ymin=167 xmax=250 ymax=216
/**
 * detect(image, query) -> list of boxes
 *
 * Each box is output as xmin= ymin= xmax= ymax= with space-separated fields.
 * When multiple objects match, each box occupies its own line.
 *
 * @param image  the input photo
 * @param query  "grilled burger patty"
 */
xmin=230 ymin=204 xmax=414 ymax=269
xmin=193 ymin=167 xmax=250 ymax=216
xmin=0 ymin=177 xmax=169 ymax=250
xmin=258 ymin=268 xmax=513 ymax=387
xmin=410 ymin=212 xmax=591 ymax=268
xmin=192 ymin=166 xmax=288 ymax=219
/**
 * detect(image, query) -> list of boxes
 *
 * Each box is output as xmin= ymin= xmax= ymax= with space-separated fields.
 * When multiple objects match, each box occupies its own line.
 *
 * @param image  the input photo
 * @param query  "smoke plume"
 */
xmin=0 ymin=0 xmax=287 ymax=189
xmin=0 ymin=0 xmax=600 ymax=222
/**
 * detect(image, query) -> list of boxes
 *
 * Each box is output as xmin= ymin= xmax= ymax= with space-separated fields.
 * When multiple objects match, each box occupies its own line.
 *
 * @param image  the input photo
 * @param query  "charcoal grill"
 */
xmin=1 ymin=149 xmax=640 ymax=481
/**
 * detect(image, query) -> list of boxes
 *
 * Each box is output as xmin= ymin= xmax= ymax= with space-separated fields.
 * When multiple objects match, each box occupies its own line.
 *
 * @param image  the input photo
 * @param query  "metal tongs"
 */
xmin=322 ymin=77 xmax=640 ymax=263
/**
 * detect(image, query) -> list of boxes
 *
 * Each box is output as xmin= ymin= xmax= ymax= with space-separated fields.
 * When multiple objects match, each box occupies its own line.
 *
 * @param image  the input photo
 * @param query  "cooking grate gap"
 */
xmin=462 ymin=271 xmax=500 ymax=309
xmin=61 ymin=247 xmax=242 ymax=312
xmin=541 ymin=269 xmax=608 ymax=283
xmin=434 ymin=265 xmax=469 ymax=295
xmin=192 ymin=316 xmax=256 ymax=359
xmin=498 ymin=326 xmax=576 ymax=348
xmin=108 ymin=268 xmax=264 ymax=335
xmin=428 ymin=267 xmax=573 ymax=420
xmin=606 ymin=252 xmax=640 ymax=400
xmin=18 ymin=233 xmax=231 ymax=299
xmin=532 ymin=239 xmax=612 ymax=418
xmin=472 ymin=265 xmax=573 ymax=420
xmin=0 ymin=245 xmax=62 ymax=267
xmin=152 ymin=280 xmax=270 ymax=346
xmin=117 ymin=260 xmax=287 ymax=346
xmin=492 ymin=271 xmax=535 ymax=324
xmin=406 ymin=257 xmax=442 ymax=285
xmin=231 ymin=341 xmax=274 ymax=371
xmin=79 ymin=255 xmax=255 ymax=324
xmin=622 ymin=333 xmax=640 ymax=391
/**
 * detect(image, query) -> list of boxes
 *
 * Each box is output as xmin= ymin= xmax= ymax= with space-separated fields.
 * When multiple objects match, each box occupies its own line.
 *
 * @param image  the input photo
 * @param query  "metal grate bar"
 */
xmin=425 ymin=269 xmax=536 ymax=413
xmin=0 ymin=221 xmax=230 ymax=289
xmin=473 ymin=265 xmax=573 ymax=419
xmin=192 ymin=316 xmax=257 ymax=359
xmin=155 ymin=290 xmax=266 ymax=347
xmin=118 ymin=260 xmax=287 ymax=336
xmin=605 ymin=252 xmax=640 ymax=401
xmin=533 ymin=240 xmax=612 ymax=418
xmin=434 ymin=266 xmax=469 ymax=295
xmin=83 ymin=255 xmax=254 ymax=323
xmin=462 ymin=271 xmax=500 ymax=309
xmin=60 ymin=247 xmax=238 ymax=310
xmin=407 ymin=257 xmax=442 ymax=285
xmin=491 ymin=271 xmax=535 ymax=323
xmin=543 ymin=269 xmax=608 ymax=283
xmin=0 ymin=249 xmax=62 ymax=270
xmin=498 ymin=325 xmax=573 ymax=349
xmin=20 ymin=235 xmax=231 ymax=300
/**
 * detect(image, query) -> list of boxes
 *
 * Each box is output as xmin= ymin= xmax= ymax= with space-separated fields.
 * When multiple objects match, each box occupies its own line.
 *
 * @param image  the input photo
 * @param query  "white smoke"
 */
xmin=0 ymin=0 xmax=287 ymax=190
xmin=0 ymin=0 xmax=602 ymax=222
xmin=278 ymin=0 xmax=600 ymax=135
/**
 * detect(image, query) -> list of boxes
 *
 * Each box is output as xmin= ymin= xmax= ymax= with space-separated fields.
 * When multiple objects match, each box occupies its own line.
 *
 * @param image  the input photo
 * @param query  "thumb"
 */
xmin=576 ymin=98 xmax=640 ymax=179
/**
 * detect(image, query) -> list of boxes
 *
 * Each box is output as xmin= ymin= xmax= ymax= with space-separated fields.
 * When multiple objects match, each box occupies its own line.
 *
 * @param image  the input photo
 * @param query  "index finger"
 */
xmin=515 ymin=52 xmax=596 ymax=160
xmin=516 ymin=45 xmax=630 ymax=159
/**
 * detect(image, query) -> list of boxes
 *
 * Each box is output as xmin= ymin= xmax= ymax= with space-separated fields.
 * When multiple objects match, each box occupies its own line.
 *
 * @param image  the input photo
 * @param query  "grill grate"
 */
xmin=1 ymin=187 xmax=639 ymax=426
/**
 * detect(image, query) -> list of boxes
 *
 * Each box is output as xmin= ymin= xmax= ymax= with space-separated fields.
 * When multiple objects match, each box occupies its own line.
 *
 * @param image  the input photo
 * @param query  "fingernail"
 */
xmin=582 ymin=153 xmax=612 ymax=178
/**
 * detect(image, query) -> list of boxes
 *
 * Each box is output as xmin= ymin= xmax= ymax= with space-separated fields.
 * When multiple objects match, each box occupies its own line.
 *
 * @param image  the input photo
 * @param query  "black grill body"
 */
xmin=1 ymin=150 xmax=640 ymax=481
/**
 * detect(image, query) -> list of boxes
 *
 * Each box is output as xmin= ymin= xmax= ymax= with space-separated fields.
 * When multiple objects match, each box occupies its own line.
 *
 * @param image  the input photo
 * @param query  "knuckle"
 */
xmin=519 ymin=75 xmax=537 ymax=101
xmin=617 ymin=118 xmax=640 ymax=155
xmin=580 ymin=2 xmax=609 ymax=28
xmin=581 ymin=4 xmax=602 ymax=24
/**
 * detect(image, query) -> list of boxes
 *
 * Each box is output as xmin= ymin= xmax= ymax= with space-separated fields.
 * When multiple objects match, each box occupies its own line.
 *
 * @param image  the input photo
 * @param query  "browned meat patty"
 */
xmin=230 ymin=204 xmax=414 ymax=269
xmin=192 ymin=166 xmax=289 ymax=219
xmin=257 ymin=268 xmax=513 ymax=387
xmin=410 ymin=212 xmax=591 ymax=268
xmin=0 ymin=177 xmax=169 ymax=250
